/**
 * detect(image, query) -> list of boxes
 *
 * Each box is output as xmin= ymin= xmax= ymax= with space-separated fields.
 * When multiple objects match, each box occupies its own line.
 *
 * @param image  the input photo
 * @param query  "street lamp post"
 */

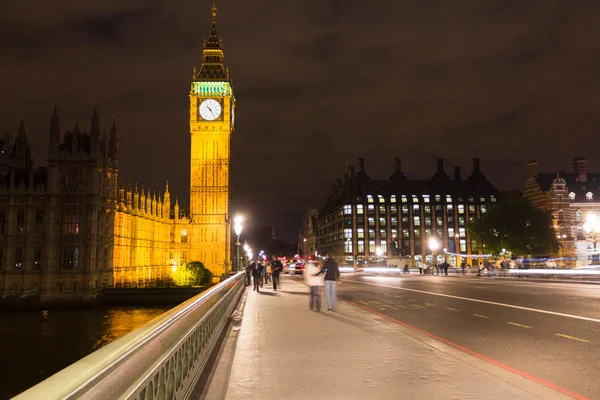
xmin=584 ymin=212 xmax=600 ymax=265
xmin=234 ymin=215 xmax=243 ymax=273
xmin=428 ymin=237 xmax=440 ymax=269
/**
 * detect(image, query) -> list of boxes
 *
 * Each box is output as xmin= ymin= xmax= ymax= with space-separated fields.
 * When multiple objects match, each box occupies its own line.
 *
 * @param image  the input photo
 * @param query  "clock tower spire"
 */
xmin=188 ymin=1 xmax=235 ymax=277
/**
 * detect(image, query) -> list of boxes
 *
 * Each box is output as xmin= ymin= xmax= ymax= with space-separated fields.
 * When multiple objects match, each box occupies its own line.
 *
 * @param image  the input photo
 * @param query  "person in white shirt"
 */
xmin=304 ymin=261 xmax=324 ymax=311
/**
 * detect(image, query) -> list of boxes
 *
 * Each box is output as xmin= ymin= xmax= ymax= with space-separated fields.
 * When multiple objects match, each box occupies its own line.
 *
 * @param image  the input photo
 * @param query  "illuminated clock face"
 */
xmin=199 ymin=99 xmax=222 ymax=121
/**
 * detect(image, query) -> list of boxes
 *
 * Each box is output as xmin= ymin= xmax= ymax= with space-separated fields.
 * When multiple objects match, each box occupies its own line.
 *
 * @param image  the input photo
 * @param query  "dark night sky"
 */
xmin=2 ymin=0 xmax=600 ymax=242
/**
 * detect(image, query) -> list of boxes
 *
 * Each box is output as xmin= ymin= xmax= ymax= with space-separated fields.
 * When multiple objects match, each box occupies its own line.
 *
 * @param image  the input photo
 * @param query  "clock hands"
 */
xmin=206 ymin=105 xmax=216 ymax=119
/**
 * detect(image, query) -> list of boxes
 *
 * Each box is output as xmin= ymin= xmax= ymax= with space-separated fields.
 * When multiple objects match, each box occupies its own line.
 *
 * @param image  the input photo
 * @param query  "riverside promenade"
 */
xmin=201 ymin=277 xmax=572 ymax=400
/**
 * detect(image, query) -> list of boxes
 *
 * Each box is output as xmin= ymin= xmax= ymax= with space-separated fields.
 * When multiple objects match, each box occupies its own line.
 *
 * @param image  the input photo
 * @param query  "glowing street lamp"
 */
xmin=233 ymin=215 xmax=243 ymax=272
xmin=375 ymin=247 xmax=383 ymax=257
xmin=429 ymin=237 xmax=440 ymax=265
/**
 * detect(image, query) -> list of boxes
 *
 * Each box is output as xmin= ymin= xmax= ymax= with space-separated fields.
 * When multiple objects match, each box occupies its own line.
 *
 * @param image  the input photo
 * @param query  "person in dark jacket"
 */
xmin=320 ymin=254 xmax=340 ymax=310
xmin=270 ymin=256 xmax=283 ymax=290
xmin=251 ymin=259 xmax=262 ymax=292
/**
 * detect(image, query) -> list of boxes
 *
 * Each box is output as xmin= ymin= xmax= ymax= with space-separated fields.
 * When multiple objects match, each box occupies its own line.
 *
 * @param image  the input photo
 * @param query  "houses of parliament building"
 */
xmin=0 ymin=4 xmax=235 ymax=298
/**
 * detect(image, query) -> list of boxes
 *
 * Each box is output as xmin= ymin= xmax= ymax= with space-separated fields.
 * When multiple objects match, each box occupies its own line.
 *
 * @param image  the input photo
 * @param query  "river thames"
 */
xmin=0 ymin=306 xmax=170 ymax=399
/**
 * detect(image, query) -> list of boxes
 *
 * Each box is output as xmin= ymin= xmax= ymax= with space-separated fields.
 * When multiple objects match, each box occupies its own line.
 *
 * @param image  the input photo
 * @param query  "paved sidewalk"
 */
xmin=212 ymin=277 xmax=570 ymax=400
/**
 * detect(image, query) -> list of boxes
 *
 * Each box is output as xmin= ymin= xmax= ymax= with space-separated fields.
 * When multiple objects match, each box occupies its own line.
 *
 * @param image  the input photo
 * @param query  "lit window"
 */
xmin=469 ymin=205 xmax=476 ymax=213
xmin=425 ymin=228 xmax=432 ymax=237
xmin=481 ymin=205 xmax=487 ymax=214
xmin=587 ymin=192 xmax=593 ymax=201
xmin=436 ymin=216 xmax=443 ymax=226
xmin=390 ymin=195 xmax=396 ymax=203
xmin=423 ymin=195 xmax=430 ymax=203
xmin=368 ymin=217 xmax=375 ymax=226
xmin=413 ymin=228 xmax=421 ymax=238
xmin=558 ymin=210 xmax=564 ymax=220
xmin=458 ymin=205 xmax=465 ymax=214
xmin=380 ymin=230 xmax=387 ymax=239
xmin=368 ymin=205 xmax=375 ymax=213
xmin=344 ymin=241 xmax=353 ymax=253
xmin=569 ymin=192 xmax=575 ymax=201
xmin=379 ymin=217 xmax=386 ymax=226
xmin=448 ymin=228 xmax=455 ymax=237
xmin=413 ymin=204 xmax=420 ymax=211
xmin=344 ymin=228 xmax=353 ymax=239
xmin=378 ymin=195 xmax=385 ymax=203
xmin=367 ymin=195 xmax=374 ymax=203
xmin=557 ymin=194 xmax=563 ymax=202
xmin=459 ymin=239 xmax=467 ymax=252
xmin=403 ymin=229 xmax=410 ymax=238
xmin=469 ymin=196 xmax=475 ymax=203
xmin=402 ymin=205 xmax=409 ymax=214
xmin=435 ymin=195 xmax=441 ymax=202
xmin=459 ymin=228 xmax=466 ymax=237
xmin=357 ymin=228 xmax=364 ymax=239
xmin=480 ymin=196 xmax=486 ymax=203
xmin=425 ymin=217 xmax=431 ymax=226
xmin=357 ymin=205 xmax=364 ymax=214
xmin=414 ymin=216 xmax=421 ymax=226
xmin=181 ymin=229 xmax=188 ymax=243
xmin=358 ymin=241 xmax=365 ymax=253
xmin=447 ymin=204 xmax=454 ymax=212
xmin=369 ymin=240 xmax=376 ymax=252
xmin=490 ymin=195 xmax=497 ymax=203
xmin=576 ymin=210 xmax=581 ymax=220
xmin=390 ymin=206 xmax=397 ymax=214
xmin=344 ymin=205 xmax=352 ymax=215
xmin=446 ymin=195 xmax=452 ymax=203
xmin=424 ymin=205 xmax=431 ymax=214
xmin=401 ymin=195 xmax=408 ymax=203
xmin=412 ymin=195 xmax=418 ymax=203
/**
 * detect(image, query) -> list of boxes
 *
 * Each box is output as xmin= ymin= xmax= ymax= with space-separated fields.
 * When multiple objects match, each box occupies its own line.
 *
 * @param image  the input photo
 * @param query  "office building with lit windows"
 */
xmin=316 ymin=158 xmax=501 ymax=267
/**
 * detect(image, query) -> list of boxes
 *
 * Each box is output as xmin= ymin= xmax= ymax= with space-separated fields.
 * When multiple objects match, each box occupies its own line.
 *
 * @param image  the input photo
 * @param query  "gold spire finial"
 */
xmin=212 ymin=2 xmax=217 ymax=20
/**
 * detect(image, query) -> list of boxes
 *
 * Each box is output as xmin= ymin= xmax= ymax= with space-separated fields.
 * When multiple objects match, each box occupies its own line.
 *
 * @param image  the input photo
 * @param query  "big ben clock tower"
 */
xmin=189 ymin=2 xmax=235 ymax=277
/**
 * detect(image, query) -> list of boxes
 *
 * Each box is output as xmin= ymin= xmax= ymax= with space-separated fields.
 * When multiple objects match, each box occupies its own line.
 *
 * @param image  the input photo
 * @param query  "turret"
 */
xmin=133 ymin=183 xmax=139 ymax=211
xmin=164 ymin=181 xmax=171 ymax=218
xmin=174 ymin=197 xmax=180 ymax=221
xmin=90 ymin=107 xmax=100 ymax=155
xmin=109 ymin=118 xmax=118 ymax=167
xmin=141 ymin=186 xmax=146 ymax=214
xmin=126 ymin=181 xmax=132 ymax=209
xmin=49 ymin=107 xmax=60 ymax=157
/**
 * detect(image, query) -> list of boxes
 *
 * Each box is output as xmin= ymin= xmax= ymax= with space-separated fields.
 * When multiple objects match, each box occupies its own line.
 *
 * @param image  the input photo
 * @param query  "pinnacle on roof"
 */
xmin=194 ymin=2 xmax=229 ymax=81
xmin=206 ymin=2 xmax=222 ymax=50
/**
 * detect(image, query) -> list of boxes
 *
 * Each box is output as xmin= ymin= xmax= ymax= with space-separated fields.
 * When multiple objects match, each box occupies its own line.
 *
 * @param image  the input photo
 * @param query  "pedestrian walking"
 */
xmin=259 ymin=261 xmax=266 ymax=288
xmin=320 ymin=254 xmax=340 ymax=311
xmin=245 ymin=262 xmax=252 ymax=286
xmin=251 ymin=259 xmax=262 ymax=292
xmin=270 ymin=256 xmax=283 ymax=290
xmin=304 ymin=260 xmax=324 ymax=311
xmin=461 ymin=262 xmax=466 ymax=275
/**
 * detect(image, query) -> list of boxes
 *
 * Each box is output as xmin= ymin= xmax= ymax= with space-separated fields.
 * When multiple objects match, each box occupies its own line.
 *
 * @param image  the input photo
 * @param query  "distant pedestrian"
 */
xmin=245 ymin=262 xmax=252 ymax=286
xmin=259 ymin=261 xmax=266 ymax=287
xmin=403 ymin=264 xmax=409 ymax=274
xmin=442 ymin=261 xmax=450 ymax=275
xmin=304 ymin=260 xmax=324 ymax=311
xmin=270 ymin=256 xmax=283 ymax=290
xmin=461 ymin=262 xmax=466 ymax=275
xmin=319 ymin=254 xmax=340 ymax=311
xmin=251 ymin=260 xmax=262 ymax=292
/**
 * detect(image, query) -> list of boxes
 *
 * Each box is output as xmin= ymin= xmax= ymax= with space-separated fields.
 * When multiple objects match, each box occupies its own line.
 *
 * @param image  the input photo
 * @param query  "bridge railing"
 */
xmin=14 ymin=272 xmax=246 ymax=400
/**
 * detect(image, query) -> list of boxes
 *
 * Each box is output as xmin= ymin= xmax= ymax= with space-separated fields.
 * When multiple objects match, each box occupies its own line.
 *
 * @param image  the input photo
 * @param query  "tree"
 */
xmin=469 ymin=198 xmax=559 ymax=256
xmin=173 ymin=261 xmax=213 ymax=287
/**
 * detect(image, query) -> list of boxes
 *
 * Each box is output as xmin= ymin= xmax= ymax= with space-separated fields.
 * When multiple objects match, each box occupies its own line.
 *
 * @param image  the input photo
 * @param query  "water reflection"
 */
xmin=0 ymin=306 xmax=169 ymax=399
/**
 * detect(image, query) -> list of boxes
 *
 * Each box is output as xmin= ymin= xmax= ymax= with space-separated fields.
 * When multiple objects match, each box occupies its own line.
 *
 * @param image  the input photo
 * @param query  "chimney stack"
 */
xmin=436 ymin=158 xmax=444 ymax=173
xmin=473 ymin=158 xmax=481 ymax=173
xmin=349 ymin=166 xmax=355 ymax=179
xmin=573 ymin=157 xmax=587 ymax=182
xmin=358 ymin=157 xmax=365 ymax=172
xmin=394 ymin=158 xmax=401 ymax=172
xmin=454 ymin=166 xmax=461 ymax=181
xmin=528 ymin=159 xmax=538 ymax=178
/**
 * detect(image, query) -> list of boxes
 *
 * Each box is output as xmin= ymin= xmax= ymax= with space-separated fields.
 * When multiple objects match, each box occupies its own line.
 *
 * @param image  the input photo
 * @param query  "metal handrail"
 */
xmin=14 ymin=272 xmax=246 ymax=400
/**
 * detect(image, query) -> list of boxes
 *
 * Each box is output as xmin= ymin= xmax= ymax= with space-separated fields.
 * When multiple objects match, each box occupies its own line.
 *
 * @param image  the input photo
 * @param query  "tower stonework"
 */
xmin=189 ymin=3 xmax=235 ymax=277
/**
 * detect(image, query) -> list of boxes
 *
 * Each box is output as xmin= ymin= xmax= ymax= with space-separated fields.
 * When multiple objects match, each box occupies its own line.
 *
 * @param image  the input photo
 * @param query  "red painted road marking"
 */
xmin=344 ymin=299 xmax=589 ymax=400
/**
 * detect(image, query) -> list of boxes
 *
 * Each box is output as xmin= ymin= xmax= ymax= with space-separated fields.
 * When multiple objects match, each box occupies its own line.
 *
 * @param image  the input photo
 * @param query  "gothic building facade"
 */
xmin=316 ymin=158 xmax=500 ymax=267
xmin=0 ymin=4 xmax=234 ymax=298
xmin=523 ymin=157 xmax=600 ymax=267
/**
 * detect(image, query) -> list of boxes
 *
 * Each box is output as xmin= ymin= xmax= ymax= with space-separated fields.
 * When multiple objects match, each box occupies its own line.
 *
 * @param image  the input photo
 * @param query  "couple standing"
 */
xmin=304 ymin=254 xmax=340 ymax=312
